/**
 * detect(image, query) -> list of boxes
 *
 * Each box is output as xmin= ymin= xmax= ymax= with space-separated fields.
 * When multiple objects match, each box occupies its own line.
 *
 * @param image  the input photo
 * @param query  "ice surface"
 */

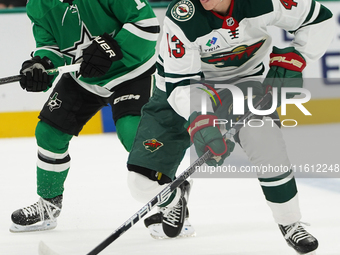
xmin=1 ymin=124 xmax=339 ymax=255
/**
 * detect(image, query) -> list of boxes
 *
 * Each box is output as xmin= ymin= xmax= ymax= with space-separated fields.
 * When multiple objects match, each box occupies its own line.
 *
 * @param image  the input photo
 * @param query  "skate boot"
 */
xmin=10 ymin=195 xmax=62 ymax=233
xmin=160 ymin=180 xmax=191 ymax=238
xmin=144 ymin=207 xmax=196 ymax=239
xmin=279 ymin=222 xmax=318 ymax=254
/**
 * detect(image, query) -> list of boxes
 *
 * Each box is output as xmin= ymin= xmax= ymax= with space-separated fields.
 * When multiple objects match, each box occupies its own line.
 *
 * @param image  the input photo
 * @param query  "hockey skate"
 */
xmin=159 ymin=180 xmax=191 ymax=238
xmin=279 ymin=222 xmax=318 ymax=254
xmin=10 ymin=195 xmax=62 ymax=233
xmin=144 ymin=207 xmax=196 ymax=239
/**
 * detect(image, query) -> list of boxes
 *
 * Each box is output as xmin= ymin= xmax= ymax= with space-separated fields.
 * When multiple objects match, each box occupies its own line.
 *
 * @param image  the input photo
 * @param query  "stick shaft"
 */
xmin=0 ymin=63 xmax=80 ymax=85
xmin=0 ymin=75 xmax=22 ymax=85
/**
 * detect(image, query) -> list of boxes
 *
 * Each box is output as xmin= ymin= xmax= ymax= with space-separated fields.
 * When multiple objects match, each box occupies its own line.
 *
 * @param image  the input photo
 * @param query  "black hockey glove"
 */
xmin=20 ymin=56 xmax=54 ymax=92
xmin=80 ymin=33 xmax=123 ymax=78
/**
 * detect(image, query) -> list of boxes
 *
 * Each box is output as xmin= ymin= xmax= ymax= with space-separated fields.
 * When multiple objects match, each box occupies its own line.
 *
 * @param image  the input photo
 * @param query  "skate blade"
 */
xmin=10 ymin=219 xmax=57 ymax=233
xmin=148 ymin=219 xmax=196 ymax=240
xmin=297 ymin=251 xmax=317 ymax=255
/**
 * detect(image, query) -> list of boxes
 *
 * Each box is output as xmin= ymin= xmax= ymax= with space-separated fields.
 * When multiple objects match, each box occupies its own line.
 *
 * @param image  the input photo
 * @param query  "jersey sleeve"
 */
xmin=26 ymin=2 xmax=66 ymax=68
xmin=109 ymin=0 xmax=160 ymax=68
xmin=158 ymin=17 xmax=213 ymax=120
xmin=267 ymin=0 xmax=334 ymax=64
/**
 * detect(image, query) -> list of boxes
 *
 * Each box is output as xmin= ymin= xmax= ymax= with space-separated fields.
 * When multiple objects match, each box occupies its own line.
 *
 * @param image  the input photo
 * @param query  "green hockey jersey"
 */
xmin=26 ymin=0 xmax=160 ymax=97
xmin=156 ymin=0 xmax=334 ymax=120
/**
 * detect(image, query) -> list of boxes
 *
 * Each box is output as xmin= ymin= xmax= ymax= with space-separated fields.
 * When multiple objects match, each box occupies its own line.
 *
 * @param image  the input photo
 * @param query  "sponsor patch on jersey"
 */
xmin=206 ymin=37 xmax=218 ymax=47
xmin=143 ymin=139 xmax=163 ymax=152
xmin=171 ymin=0 xmax=195 ymax=22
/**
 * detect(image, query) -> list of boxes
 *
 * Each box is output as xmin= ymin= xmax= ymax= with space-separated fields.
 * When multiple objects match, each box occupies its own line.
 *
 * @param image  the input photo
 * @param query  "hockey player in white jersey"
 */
xmin=127 ymin=0 xmax=334 ymax=253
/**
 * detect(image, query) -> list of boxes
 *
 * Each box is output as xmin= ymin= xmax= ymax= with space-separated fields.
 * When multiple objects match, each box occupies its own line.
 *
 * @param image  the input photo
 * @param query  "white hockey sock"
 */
xmin=239 ymin=117 xmax=301 ymax=224
xmin=127 ymin=171 xmax=181 ymax=207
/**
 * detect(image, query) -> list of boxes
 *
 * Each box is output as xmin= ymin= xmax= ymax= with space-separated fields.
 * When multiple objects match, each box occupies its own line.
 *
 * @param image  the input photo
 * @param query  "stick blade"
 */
xmin=38 ymin=241 xmax=61 ymax=255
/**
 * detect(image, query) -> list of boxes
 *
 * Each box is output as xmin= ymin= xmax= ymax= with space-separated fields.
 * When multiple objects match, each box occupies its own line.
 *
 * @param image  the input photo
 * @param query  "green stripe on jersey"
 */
xmin=291 ymin=2 xmax=333 ymax=33
xmin=165 ymin=71 xmax=202 ymax=96
xmin=303 ymin=0 xmax=316 ymax=25
xmin=165 ymin=71 xmax=202 ymax=79
xmin=306 ymin=4 xmax=333 ymax=26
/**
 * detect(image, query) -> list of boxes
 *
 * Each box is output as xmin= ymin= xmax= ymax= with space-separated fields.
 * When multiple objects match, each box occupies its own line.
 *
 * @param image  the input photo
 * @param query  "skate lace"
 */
xmin=162 ymin=200 xmax=183 ymax=226
xmin=284 ymin=222 xmax=312 ymax=244
xmin=22 ymin=202 xmax=42 ymax=218
xmin=22 ymin=198 xmax=60 ymax=221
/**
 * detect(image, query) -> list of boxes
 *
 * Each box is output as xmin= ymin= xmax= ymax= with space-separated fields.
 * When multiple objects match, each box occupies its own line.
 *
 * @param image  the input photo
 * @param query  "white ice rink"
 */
xmin=1 ymin=123 xmax=339 ymax=255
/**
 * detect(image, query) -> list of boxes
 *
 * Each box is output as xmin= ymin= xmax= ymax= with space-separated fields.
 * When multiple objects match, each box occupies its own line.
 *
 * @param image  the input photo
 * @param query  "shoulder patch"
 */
xmin=171 ymin=0 xmax=195 ymax=22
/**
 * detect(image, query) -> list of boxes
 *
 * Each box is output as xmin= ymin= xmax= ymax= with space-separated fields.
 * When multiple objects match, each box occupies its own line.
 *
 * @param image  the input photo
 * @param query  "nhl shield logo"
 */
xmin=226 ymin=17 xmax=235 ymax=27
xmin=143 ymin=139 xmax=164 ymax=152
xmin=171 ymin=0 xmax=195 ymax=22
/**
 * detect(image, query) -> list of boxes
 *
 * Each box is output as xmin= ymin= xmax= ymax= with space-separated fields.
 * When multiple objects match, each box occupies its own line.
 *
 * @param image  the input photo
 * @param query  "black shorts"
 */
xmin=39 ymin=67 xmax=154 ymax=136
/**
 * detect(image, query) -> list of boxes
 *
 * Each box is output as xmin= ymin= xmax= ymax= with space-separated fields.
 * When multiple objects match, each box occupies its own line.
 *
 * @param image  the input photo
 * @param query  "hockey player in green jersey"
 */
xmin=10 ymin=0 xmax=160 ymax=233
xmin=126 ymin=0 xmax=334 ymax=253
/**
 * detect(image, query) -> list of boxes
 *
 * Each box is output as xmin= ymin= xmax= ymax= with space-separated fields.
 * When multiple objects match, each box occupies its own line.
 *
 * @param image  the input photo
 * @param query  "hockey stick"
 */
xmin=0 ymin=63 xmax=81 ymax=85
xmin=39 ymin=91 xmax=272 ymax=255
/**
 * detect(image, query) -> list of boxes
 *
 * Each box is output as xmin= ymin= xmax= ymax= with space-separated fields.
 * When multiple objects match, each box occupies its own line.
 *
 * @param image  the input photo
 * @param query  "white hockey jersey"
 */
xmin=156 ymin=0 xmax=334 ymax=119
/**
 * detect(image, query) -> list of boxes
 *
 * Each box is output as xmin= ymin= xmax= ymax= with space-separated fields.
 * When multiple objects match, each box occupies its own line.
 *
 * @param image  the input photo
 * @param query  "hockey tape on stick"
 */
xmin=39 ymin=91 xmax=272 ymax=255
xmin=0 ymin=63 xmax=81 ymax=85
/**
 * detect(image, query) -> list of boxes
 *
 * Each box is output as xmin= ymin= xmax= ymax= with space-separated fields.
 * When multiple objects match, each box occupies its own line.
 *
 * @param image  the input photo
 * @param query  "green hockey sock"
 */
xmin=35 ymin=121 xmax=73 ymax=198
xmin=116 ymin=115 xmax=140 ymax=152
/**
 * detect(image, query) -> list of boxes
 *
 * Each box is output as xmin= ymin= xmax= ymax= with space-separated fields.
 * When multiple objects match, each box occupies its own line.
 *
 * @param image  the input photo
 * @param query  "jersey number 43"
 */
xmin=167 ymin=33 xmax=185 ymax=58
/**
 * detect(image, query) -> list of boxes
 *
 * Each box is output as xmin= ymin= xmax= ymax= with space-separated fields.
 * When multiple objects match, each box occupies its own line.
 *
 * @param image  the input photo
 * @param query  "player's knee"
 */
xmin=239 ymin=117 xmax=290 ymax=168
xmin=127 ymin=171 xmax=164 ymax=203
xmin=35 ymin=121 xmax=72 ymax=153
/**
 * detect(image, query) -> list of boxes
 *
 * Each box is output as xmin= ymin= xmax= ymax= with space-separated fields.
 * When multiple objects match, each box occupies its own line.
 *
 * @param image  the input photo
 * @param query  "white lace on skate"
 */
xmin=280 ymin=221 xmax=318 ymax=255
xmin=161 ymin=200 xmax=183 ymax=228
xmin=10 ymin=198 xmax=60 ymax=233
xmin=283 ymin=222 xmax=312 ymax=244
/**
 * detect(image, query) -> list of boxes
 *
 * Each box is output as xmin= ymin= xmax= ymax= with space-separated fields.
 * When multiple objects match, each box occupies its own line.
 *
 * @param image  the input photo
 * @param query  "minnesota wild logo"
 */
xmin=171 ymin=0 xmax=195 ymax=22
xmin=201 ymin=39 xmax=266 ymax=68
xmin=143 ymin=139 xmax=164 ymax=152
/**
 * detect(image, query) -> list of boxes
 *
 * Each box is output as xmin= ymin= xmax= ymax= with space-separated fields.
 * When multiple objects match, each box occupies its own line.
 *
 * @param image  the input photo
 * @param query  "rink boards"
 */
xmin=0 ymin=2 xmax=339 ymax=138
